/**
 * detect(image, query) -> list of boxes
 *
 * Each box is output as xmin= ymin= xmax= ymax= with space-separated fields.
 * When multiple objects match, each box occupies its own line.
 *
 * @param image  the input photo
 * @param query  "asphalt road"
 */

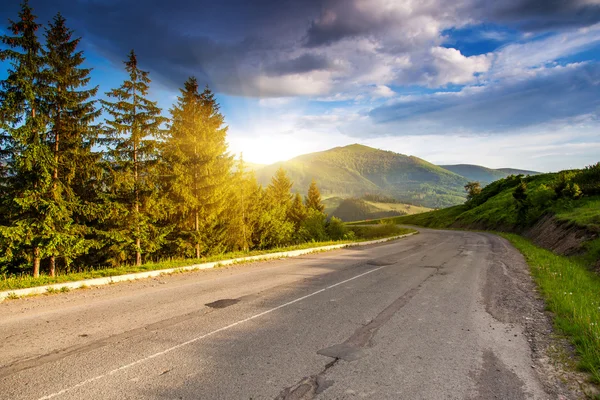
xmin=0 ymin=229 xmax=570 ymax=399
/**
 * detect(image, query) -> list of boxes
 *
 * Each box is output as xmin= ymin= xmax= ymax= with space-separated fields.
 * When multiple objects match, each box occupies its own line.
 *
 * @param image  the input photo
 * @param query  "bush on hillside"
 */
xmin=296 ymin=209 xmax=328 ymax=243
xmin=562 ymin=183 xmax=583 ymax=200
xmin=326 ymin=217 xmax=347 ymax=240
xmin=574 ymin=162 xmax=600 ymax=195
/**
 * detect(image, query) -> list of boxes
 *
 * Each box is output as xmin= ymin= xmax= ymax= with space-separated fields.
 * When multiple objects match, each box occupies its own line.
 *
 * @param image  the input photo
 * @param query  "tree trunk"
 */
xmin=50 ymin=115 xmax=60 ymax=277
xmin=195 ymin=211 xmax=200 ymax=259
xmin=33 ymin=247 xmax=41 ymax=278
xmin=136 ymin=237 xmax=141 ymax=267
xmin=133 ymin=88 xmax=141 ymax=267
xmin=53 ymin=113 xmax=60 ymax=195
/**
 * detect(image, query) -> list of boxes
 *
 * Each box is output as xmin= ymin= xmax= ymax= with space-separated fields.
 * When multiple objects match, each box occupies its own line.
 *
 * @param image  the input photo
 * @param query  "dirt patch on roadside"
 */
xmin=483 ymin=233 xmax=594 ymax=399
xmin=525 ymin=215 xmax=598 ymax=257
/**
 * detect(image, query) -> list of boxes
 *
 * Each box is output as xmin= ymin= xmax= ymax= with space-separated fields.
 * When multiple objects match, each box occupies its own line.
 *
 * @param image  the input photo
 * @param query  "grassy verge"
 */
xmin=1 ymin=227 xmax=415 ymax=292
xmin=347 ymin=205 xmax=466 ymax=227
xmin=501 ymin=233 xmax=600 ymax=384
xmin=347 ymin=223 xmax=413 ymax=239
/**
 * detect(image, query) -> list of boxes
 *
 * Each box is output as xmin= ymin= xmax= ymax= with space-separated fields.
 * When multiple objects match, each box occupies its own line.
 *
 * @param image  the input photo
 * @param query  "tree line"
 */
xmin=0 ymin=2 xmax=348 ymax=277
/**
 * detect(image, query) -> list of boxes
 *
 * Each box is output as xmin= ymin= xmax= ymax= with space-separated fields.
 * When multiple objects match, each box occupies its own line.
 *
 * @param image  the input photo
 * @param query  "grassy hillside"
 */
xmin=322 ymin=196 xmax=344 ymax=216
xmin=330 ymin=198 xmax=404 ymax=222
xmin=391 ymin=164 xmax=600 ymax=264
xmin=439 ymin=164 xmax=539 ymax=184
xmin=257 ymin=144 xmax=469 ymax=208
xmin=323 ymin=195 xmax=432 ymax=222
xmin=363 ymin=201 xmax=432 ymax=215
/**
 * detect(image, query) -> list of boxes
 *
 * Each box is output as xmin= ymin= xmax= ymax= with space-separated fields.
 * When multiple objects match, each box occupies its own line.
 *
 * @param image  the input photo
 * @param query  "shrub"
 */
xmin=297 ymin=209 xmax=328 ymax=242
xmin=562 ymin=183 xmax=583 ymax=200
xmin=574 ymin=162 xmax=600 ymax=195
xmin=529 ymin=184 xmax=554 ymax=209
xmin=326 ymin=217 xmax=347 ymax=240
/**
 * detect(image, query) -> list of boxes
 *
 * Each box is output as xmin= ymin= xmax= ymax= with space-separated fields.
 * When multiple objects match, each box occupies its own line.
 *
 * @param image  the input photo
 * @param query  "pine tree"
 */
xmin=42 ymin=13 xmax=100 ymax=275
xmin=100 ymin=50 xmax=167 ymax=266
xmin=226 ymin=155 xmax=262 ymax=251
xmin=256 ymin=168 xmax=295 ymax=248
xmin=0 ymin=1 xmax=51 ymax=277
xmin=267 ymin=167 xmax=293 ymax=208
xmin=288 ymin=192 xmax=307 ymax=230
xmin=163 ymin=77 xmax=232 ymax=258
xmin=305 ymin=179 xmax=325 ymax=213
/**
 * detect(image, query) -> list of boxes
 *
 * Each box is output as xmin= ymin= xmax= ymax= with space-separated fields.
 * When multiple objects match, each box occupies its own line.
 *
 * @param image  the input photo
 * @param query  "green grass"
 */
xmin=554 ymin=198 xmax=600 ymax=231
xmin=501 ymin=233 xmax=600 ymax=383
xmin=349 ymin=205 xmax=467 ymax=227
xmin=347 ymin=225 xmax=414 ymax=240
xmin=362 ymin=201 xmax=432 ymax=215
xmin=0 ymin=227 xmax=415 ymax=292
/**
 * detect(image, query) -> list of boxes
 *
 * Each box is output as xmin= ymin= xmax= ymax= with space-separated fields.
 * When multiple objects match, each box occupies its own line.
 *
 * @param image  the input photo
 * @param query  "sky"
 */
xmin=2 ymin=0 xmax=600 ymax=172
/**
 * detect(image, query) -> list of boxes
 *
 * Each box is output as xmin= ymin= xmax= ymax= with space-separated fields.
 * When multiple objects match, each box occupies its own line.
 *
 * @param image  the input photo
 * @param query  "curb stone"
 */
xmin=0 ymin=232 xmax=416 ymax=301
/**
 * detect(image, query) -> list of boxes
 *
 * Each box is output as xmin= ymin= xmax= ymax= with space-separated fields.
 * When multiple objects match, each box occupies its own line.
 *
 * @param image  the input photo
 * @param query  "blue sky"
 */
xmin=2 ymin=0 xmax=600 ymax=171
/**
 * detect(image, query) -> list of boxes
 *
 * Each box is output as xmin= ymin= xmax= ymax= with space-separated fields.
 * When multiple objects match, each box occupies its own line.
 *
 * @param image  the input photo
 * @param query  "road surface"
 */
xmin=0 ymin=228 xmax=573 ymax=399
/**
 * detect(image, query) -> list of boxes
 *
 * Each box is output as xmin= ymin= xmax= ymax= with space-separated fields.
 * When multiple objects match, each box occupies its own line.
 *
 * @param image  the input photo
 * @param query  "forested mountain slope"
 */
xmin=256 ymin=144 xmax=469 ymax=208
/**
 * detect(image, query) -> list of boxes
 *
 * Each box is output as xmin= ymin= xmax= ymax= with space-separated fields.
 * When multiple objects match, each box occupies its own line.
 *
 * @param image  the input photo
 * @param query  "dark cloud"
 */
xmin=1 ymin=0 xmax=599 ymax=97
xmin=369 ymin=63 xmax=600 ymax=132
xmin=303 ymin=0 xmax=600 ymax=48
xmin=305 ymin=1 xmax=376 ymax=47
xmin=479 ymin=0 xmax=600 ymax=31
xmin=0 ymin=0 xmax=323 ymax=93
xmin=264 ymin=53 xmax=331 ymax=76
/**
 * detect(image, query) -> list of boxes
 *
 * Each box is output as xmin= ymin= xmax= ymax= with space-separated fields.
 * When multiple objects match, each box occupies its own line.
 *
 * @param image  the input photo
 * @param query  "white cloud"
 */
xmin=372 ymin=85 xmax=395 ymax=98
xmin=490 ymin=23 xmax=600 ymax=78
xmin=428 ymin=47 xmax=491 ymax=86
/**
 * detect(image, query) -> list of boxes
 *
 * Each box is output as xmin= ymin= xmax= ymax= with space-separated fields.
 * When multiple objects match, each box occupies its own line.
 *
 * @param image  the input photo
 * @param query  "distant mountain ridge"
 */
xmin=255 ymin=144 xmax=543 ymax=208
xmin=439 ymin=164 xmax=540 ymax=184
xmin=256 ymin=144 xmax=469 ymax=208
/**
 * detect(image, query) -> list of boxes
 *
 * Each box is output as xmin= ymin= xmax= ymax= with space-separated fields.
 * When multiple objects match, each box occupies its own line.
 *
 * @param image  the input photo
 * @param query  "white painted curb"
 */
xmin=0 ymin=232 xmax=416 ymax=301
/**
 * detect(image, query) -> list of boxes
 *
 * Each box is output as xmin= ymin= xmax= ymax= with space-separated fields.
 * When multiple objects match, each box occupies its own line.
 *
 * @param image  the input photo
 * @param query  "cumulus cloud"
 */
xmin=427 ymin=47 xmax=492 ymax=86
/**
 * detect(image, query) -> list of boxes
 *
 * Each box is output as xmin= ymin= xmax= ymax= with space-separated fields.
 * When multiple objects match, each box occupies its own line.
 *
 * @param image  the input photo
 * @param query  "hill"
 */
xmin=330 ymin=198 xmax=403 ymax=222
xmin=439 ymin=164 xmax=540 ymax=184
xmin=388 ymin=164 xmax=600 ymax=265
xmin=256 ymin=144 xmax=469 ymax=208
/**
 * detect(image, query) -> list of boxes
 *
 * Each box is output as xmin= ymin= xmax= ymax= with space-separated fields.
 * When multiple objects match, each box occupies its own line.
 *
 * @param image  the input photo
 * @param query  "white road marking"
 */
xmin=38 ymin=237 xmax=446 ymax=400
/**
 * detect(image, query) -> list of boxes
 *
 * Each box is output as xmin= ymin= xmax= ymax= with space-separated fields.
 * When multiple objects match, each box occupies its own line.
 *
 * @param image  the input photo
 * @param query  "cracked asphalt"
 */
xmin=0 ymin=228 xmax=576 ymax=399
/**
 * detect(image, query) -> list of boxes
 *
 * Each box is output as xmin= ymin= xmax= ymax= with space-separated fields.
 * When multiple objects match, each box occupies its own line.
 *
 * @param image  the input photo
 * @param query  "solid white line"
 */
xmin=37 ymin=265 xmax=390 ymax=400
xmin=38 ymin=237 xmax=446 ymax=400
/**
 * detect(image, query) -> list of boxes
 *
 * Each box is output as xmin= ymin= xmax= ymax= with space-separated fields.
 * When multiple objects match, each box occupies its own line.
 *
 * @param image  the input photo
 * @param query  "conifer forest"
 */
xmin=0 ymin=2 xmax=348 ymax=277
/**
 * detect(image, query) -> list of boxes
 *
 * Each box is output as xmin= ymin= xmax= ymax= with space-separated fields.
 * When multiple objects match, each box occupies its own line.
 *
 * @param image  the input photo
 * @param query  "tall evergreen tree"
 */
xmin=42 ymin=13 xmax=101 ymax=275
xmin=226 ymin=155 xmax=262 ymax=252
xmin=305 ymin=179 xmax=325 ymax=213
xmin=288 ymin=192 xmax=307 ymax=230
xmin=268 ymin=167 xmax=293 ymax=209
xmin=256 ymin=168 xmax=295 ymax=248
xmin=0 ymin=1 xmax=51 ymax=277
xmin=100 ymin=50 xmax=167 ymax=266
xmin=163 ymin=77 xmax=232 ymax=258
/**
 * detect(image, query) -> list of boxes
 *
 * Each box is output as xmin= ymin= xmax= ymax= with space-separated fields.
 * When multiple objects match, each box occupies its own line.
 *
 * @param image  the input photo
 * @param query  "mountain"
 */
xmin=245 ymin=162 xmax=267 ymax=171
xmin=439 ymin=164 xmax=540 ymax=184
xmin=255 ymin=144 xmax=469 ymax=208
